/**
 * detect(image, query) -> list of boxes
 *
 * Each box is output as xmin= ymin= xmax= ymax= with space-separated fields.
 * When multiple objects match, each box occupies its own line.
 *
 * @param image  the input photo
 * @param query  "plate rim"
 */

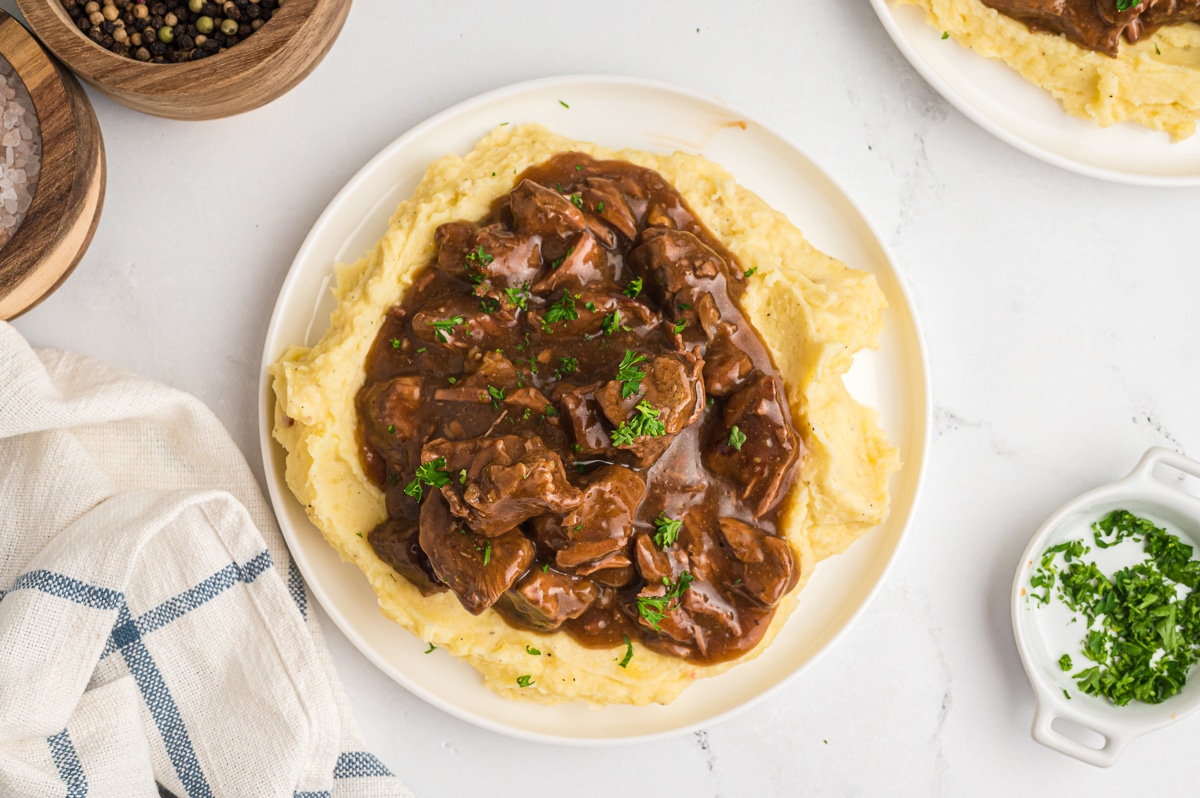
xmin=868 ymin=0 xmax=1200 ymax=187
xmin=257 ymin=73 xmax=932 ymax=745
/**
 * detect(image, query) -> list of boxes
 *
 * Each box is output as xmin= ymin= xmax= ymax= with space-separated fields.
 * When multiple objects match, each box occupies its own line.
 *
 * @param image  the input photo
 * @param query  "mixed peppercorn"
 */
xmin=59 ymin=0 xmax=280 ymax=63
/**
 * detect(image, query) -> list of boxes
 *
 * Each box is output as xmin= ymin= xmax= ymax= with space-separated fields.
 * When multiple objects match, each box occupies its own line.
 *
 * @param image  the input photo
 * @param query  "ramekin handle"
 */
xmin=1126 ymin=447 xmax=1200 ymax=500
xmin=1030 ymin=696 xmax=1129 ymax=768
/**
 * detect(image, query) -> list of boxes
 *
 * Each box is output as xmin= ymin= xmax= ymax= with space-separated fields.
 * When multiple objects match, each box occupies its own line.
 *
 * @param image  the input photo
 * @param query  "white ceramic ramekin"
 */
xmin=1012 ymin=447 xmax=1200 ymax=767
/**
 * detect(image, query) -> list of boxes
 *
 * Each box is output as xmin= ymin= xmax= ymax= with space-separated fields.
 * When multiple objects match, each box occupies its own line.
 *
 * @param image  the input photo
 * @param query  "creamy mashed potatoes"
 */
xmin=271 ymin=124 xmax=897 ymax=705
xmin=899 ymin=0 xmax=1200 ymax=139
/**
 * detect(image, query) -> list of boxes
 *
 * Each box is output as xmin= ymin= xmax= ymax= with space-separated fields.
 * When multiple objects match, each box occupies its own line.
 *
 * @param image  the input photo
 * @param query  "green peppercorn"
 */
xmin=157 ymin=24 xmax=174 ymax=43
xmin=219 ymin=17 xmax=237 ymax=35
xmin=195 ymin=15 xmax=213 ymax=33
xmin=188 ymin=0 xmax=204 ymax=12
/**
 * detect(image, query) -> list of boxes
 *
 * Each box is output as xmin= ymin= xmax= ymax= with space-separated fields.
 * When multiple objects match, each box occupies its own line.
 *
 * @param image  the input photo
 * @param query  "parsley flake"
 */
xmin=602 ymin=310 xmax=629 ymax=336
xmin=482 ymin=541 xmax=492 ymax=566
xmin=618 ymin=633 xmax=634 ymax=668
xmin=542 ymin=293 xmax=579 ymax=332
xmin=487 ymin=384 xmax=506 ymax=408
xmin=615 ymin=350 xmax=647 ymax=398
xmin=516 ymin=674 xmax=534 ymax=688
xmin=526 ymin=645 xmax=541 ymax=656
xmin=636 ymin=572 xmax=695 ymax=630
xmin=624 ymin=277 xmax=643 ymax=298
xmin=504 ymin=283 xmax=532 ymax=310
xmin=569 ymin=193 xmax=584 ymax=210
xmin=559 ymin=99 xmax=570 ymax=108
xmin=596 ymin=201 xmax=605 ymax=213
xmin=389 ymin=338 xmax=401 ymax=349
xmin=611 ymin=400 xmax=666 ymax=447
xmin=555 ymin=356 xmax=578 ymax=378
xmin=427 ymin=315 xmax=465 ymax=343
xmin=728 ymin=425 xmax=747 ymax=451
xmin=424 ymin=642 xmax=436 ymax=654
xmin=654 ymin=513 xmax=683 ymax=548
xmin=673 ymin=319 xmax=687 ymax=335
xmin=744 ymin=267 xmax=758 ymax=278
xmin=404 ymin=457 xmax=452 ymax=502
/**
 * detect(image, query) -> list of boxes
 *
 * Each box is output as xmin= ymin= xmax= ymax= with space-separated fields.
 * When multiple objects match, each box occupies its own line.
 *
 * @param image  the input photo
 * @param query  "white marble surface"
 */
xmin=6 ymin=0 xmax=1200 ymax=794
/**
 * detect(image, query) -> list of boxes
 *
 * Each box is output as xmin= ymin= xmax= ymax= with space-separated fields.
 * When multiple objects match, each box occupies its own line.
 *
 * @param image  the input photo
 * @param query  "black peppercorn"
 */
xmin=148 ymin=39 xmax=167 ymax=56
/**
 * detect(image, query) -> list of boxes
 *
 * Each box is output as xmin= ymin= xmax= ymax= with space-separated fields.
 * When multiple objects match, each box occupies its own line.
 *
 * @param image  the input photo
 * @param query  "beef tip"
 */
xmin=418 ymin=491 xmax=534 ymax=614
xmin=503 ymin=386 xmax=555 ymax=419
xmin=1141 ymin=0 xmax=1200 ymax=39
xmin=628 ymin=228 xmax=729 ymax=314
xmin=579 ymin=176 xmax=639 ymax=241
xmin=531 ymin=232 xmax=617 ymax=294
xmin=525 ymin=288 xmax=659 ymax=339
xmin=560 ymin=383 xmax=619 ymax=458
xmin=702 ymin=325 xmax=756 ymax=396
xmin=502 ymin=568 xmax=599 ymax=631
xmin=432 ymin=351 xmax=520 ymax=403
xmin=509 ymin=179 xmax=614 ymax=260
xmin=471 ymin=224 xmax=543 ymax=288
xmin=358 ymin=375 xmax=426 ymax=477
xmin=717 ymin=518 xmax=798 ymax=606
xmin=574 ymin=551 xmax=636 ymax=587
xmin=367 ymin=517 xmax=446 ymax=597
xmin=596 ymin=349 xmax=706 ymax=463
xmin=979 ymin=0 xmax=1145 ymax=56
xmin=554 ymin=466 xmax=646 ymax=569
xmin=434 ymin=221 xmax=475 ymax=278
xmin=703 ymin=374 xmax=802 ymax=517
xmin=424 ymin=435 xmax=583 ymax=536
xmin=411 ymin=296 xmax=513 ymax=349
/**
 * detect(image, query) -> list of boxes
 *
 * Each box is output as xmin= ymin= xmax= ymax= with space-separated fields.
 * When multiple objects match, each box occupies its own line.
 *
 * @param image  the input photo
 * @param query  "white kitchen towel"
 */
xmin=0 ymin=322 xmax=412 ymax=798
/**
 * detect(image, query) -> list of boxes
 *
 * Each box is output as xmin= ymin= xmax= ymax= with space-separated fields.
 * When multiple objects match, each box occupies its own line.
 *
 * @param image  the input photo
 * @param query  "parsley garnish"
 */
xmin=1116 ymin=0 xmax=1140 ymax=9
xmin=611 ymin=400 xmax=666 ymax=447
xmin=1059 ymin=654 xmax=1072 ymax=672
xmin=427 ymin=315 xmax=465 ymax=343
xmin=504 ymin=283 xmax=532 ymax=310
xmin=545 ymin=403 xmax=559 ymax=418
xmin=559 ymin=99 xmax=570 ymax=108
xmin=487 ymin=385 xmax=506 ymax=408
xmin=482 ymin=541 xmax=492 ymax=565
xmin=585 ymin=301 xmax=597 ymax=312
xmin=447 ymin=376 xmax=458 ymax=384
xmin=602 ymin=310 xmax=629 ymax=336
xmin=387 ymin=425 xmax=396 ymax=434
xmin=596 ymin=201 xmax=605 ymax=213
xmin=542 ymin=293 xmax=579 ymax=332
xmin=941 ymin=30 xmax=949 ymax=39
xmin=744 ymin=267 xmax=758 ymax=278
xmin=615 ymin=350 xmax=647 ymax=398
xmin=654 ymin=513 xmax=682 ymax=548
xmin=673 ymin=319 xmax=686 ymax=335
xmin=404 ymin=457 xmax=451 ymax=502
xmin=570 ymin=193 xmax=584 ymax=210
xmin=637 ymin=572 xmax=695 ymax=630
xmin=541 ymin=563 xmax=550 ymax=573
xmin=555 ymin=356 xmax=578 ymax=378
xmin=624 ymin=277 xmax=643 ymax=298
xmin=516 ymin=674 xmax=534 ymax=687
xmin=728 ymin=425 xmax=747 ymax=451
xmin=618 ymin=633 xmax=633 ymax=668
xmin=389 ymin=338 xmax=401 ymax=349
xmin=465 ymin=245 xmax=493 ymax=267
xmin=526 ymin=645 xmax=541 ymax=656
xmin=459 ymin=468 xmax=467 ymax=485
xmin=424 ymin=642 xmax=436 ymax=654
xmin=416 ymin=347 xmax=427 ymax=353
xmin=479 ymin=297 xmax=500 ymax=313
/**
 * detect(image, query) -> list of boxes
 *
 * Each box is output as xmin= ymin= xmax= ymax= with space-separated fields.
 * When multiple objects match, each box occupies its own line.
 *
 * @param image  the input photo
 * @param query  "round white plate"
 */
xmin=869 ymin=0 xmax=1200 ymax=185
xmin=258 ymin=74 xmax=930 ymax=744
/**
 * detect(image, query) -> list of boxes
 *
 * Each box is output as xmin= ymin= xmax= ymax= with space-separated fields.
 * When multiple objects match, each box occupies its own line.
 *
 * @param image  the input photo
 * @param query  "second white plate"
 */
xmin=258 ymin=75 xmax=930 ymax=744
xmin=870 ymin=0 xmax=1200 ymax=185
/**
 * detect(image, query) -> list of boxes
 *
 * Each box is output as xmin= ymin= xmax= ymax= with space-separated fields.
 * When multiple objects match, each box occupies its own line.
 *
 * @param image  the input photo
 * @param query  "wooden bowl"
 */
xmin=0 ymin=10 xmax=104 ymax=320
xmin=14 ymin=0 xmax=352 ymax=120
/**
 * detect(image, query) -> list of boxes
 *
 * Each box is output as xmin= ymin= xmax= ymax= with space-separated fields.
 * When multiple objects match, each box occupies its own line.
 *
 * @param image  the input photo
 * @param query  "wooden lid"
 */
xmin=0 ymin=10 xmax=105 ymax=321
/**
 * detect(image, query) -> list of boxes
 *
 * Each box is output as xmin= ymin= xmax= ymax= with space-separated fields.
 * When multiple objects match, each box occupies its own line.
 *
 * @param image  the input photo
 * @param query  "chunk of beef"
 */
xmin=579 ymin=176 xmax=639 ymax=241
xmin=367 ymin=517 xmax=446 ymax=597
xmin=703 ymin=374 xmax=802 ymax=516
xmin=424 ymin=435 xmax=582 ymax=536
xmin=703 ymin=325 xmax=756 ymax=396
xmin=471 ymin=224 xmax=543 ymax=288
xmin=980 ymin=0 xmax=1146 ymax=56
xmin=531 ymin=232 xmax=616 ymax=294
xmin=627 ymin=228 xmax=730 ymax=316
xmin=595 ymin=349 xmax=706 ymax=463
xmin=418 ymin=491 xmax=534 ymax=614
xmin=358 ymin=375 xmax=426 ymax=477
xmin=560 ymin=383 xmax=618 ymax=458
xmin=503 ymin=386 xmax=554 ymax=419
xmin=411 ymin=296 xmax=514 ymax=350
xmin=554 ymin=466 xmax=646 ymax=569
xmin=525 ymin=288 xmax=659 ymax=339
xmin=717 ymin=518 xmax=798 ymax=606
xmin=432 ymin=351 xmax=520 ymax=403
xmin=509 ymin=179 xmax=615 ymax=260
xmin=434 ymin=221 xmax=475 ymax=278
xmin=501 ymin=568 xmax=599 ymax=631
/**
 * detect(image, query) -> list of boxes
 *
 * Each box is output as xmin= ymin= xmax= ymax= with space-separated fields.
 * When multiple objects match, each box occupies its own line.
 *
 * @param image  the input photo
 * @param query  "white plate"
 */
xmin=869 ymin=0 xmax=1200 ymax=185
xmin=258 ymin=75 xmax=930 ymax=744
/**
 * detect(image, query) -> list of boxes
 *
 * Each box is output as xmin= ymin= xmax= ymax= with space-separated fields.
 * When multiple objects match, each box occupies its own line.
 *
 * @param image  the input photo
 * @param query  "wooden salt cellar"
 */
xmin=0 ymin=10 xmax=104 ymax=321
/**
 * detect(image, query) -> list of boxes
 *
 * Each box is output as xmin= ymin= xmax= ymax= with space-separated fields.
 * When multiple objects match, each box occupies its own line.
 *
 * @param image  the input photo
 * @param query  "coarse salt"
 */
xmin=0 ymin=54 xmax=41 ymax=252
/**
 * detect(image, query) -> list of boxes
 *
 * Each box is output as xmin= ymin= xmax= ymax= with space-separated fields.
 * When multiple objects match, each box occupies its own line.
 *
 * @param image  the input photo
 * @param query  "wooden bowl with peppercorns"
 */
xmin=14 ymin=0 xmax=351 ymax=120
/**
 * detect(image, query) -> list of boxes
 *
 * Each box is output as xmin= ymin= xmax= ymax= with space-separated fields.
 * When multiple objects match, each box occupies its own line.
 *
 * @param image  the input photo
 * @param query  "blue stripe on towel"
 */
xmin=288 ymin=558 xmax=307 ymax=619
xmin=114 ymin=604 xmax=214 ymax=798
xmin=47 ymin=729 xmax=88 ymax=797
xmin=333 ymin=751 xmax=394 ymax=779
xmin=294 ymin=792 xmax=332 ymax=798
xmin=4 ymin=570 xmax=123 ymax=611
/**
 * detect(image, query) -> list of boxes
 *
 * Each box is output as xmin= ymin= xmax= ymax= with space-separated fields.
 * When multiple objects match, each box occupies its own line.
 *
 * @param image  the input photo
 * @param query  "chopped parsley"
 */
xmin=504 ymin=283 xmax=532 ymax=310
xmin=941 ymin=30 xmax=949 ymax=39
xmin=545 ymin=403 xmax=559 ymax=418
xmin=1115 ymin=0 xmax=1140 ymax=9
xmin=465 ymin=244 xmax=493 ymax=267
xmin=424 ymin=642 xmax=436 ymax=654
xmin=624 ymin=277 xmax=643 ymax=298
xmin=602 ymin=310 xmax=629 ymax=336
xmin=427 ymin=315 xmax=465 ymax=343
xmin=673 ymin=319 xmax=687 ymax=335
xmin=611 ymin=400 xmax=667 ymax=447
xmin=596 ymin=201 xmax=605 ymax=213
xmin=728 ymin=425 xmax=747 ymax=451
xmin=569 ymin=193 xmax=584 ymax=210
xmin=516 ymin=674 xmax=534 ymax=688
xmin=555 ymin=356 xmax=578 ymax=378
xmin=559 ymin=99 xmax=570 ymax=108
xmin=389 ymin=338 xmax=401 ymax=349
xmin=403 ymin=457 xmax=451 ymax=502
xmin=387 ymin=424 xmax=396 ymax=434
xmin=416 ymin=347 xmax=427 ymax=353
xmin=653 ymin=513 xmax=682 ymax=548
xmin=615 ymin=350 xmax=647 ymax=398
xmin=447 ymin=376 xmax=458 ymax=384
xmin=482 ymin=541 xmax=492 ymax=566
xmin=585 ymin=301 xmax=597 ymax=312
xmin=479 ymin=296 xmax=500 ymax=313
xmin=541 ymin=563 xmax=550 ymax=573
xmin=744 ymin=267 xmax=758 ymax=278
xmin=618 ymin=633 xmax=633 ymax=668
xmin=487 ymin=384 xmax=506 ymax=408
xmin=1030 ymin=509 xmax=1200 ymax=706
xmin=459 ymin=468 xmax=467 ymax=485
xmin=526 ymin=644 xmax=541 ymax=656
xmin=542 ymin=293 xmax=579 ymax=332
xmin=636 ymin=572 xmax=695 ymax=630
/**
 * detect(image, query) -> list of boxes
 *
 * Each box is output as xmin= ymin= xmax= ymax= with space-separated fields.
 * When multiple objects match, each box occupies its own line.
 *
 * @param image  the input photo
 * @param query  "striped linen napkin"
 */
xmin=0 ymin=323 xmax=412 ymax=798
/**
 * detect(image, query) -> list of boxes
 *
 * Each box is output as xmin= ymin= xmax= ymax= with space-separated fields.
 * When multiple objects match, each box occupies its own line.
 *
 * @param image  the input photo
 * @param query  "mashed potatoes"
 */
xmin=271 ymin=124 xmax=897 ymax=705
xmin=899 ymin=0 xmax=1200 ymax=139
